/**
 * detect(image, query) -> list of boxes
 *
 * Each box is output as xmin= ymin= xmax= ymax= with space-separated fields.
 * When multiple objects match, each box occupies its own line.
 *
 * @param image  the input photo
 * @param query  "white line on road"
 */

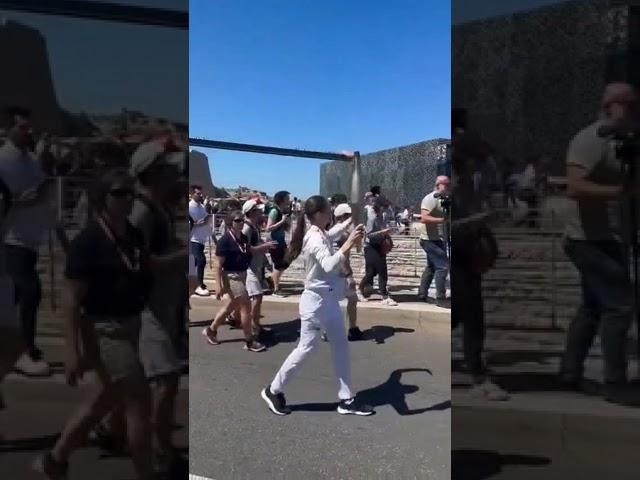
xmin=189 ymin=475 xmax=214 ymax=480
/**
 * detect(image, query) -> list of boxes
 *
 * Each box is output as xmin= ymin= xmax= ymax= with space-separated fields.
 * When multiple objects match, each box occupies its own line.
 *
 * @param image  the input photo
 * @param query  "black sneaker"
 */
xmin=337 ymin=397 xmax=375 ymax=416
xmin=436 ymin=298 xmax=451 ymax=309
xmin=244 ymin=340 xmax=266 ymax=352
xmin=348 ymin=327 xmax=364 ymax=341
xmin=261 ymin=385 xmax=291 ymax=415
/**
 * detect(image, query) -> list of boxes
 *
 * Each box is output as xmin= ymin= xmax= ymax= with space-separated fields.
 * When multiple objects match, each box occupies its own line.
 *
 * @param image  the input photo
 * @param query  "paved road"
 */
xmin=189 ymin=301 xmax=451 ymax=480
xmin=0 ymin=342 xmax=188 ymax=479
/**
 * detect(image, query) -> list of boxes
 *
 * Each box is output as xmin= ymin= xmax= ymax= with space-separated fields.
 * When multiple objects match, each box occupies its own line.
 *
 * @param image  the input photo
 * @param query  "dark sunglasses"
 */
xmin=109 ymin=188 xmax=134 ymax=199
xmin=232 ymin=218 xmax=244 ymax=223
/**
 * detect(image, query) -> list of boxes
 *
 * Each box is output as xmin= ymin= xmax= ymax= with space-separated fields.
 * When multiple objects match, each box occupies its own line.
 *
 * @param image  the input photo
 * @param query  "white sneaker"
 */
xmin=195 ymin=286 xmax=210 ymax=297
xmin=14 ymin=353 xmax=51 ymax=377
xmin=357 ymin=291 xmax=369 ymax=302
xmin=471 ymin=380 xmax=510 ymax=401
xmin=382 ymin=297 xmax=398 ymax=306
xmin=271 ymin=291 xmax=287 ymax=298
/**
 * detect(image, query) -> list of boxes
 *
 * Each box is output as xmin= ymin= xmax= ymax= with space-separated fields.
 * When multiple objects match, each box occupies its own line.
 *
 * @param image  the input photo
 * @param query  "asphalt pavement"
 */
xmin=189 ymin=300 xmax=451 ymax=480
xmin=0 ymin=341 xmax=188 ymax=479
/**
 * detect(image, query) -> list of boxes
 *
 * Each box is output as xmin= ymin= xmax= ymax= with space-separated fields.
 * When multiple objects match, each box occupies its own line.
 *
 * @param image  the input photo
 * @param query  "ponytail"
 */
xmin=285 ymin=213 xmax=306 ymax=264
xmin=285 ymin=195 xmax=330 ymax=264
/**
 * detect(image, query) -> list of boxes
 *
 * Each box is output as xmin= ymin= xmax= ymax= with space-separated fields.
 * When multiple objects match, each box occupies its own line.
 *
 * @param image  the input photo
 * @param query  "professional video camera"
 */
xmin=434 ymin=191 xmax=451 ymax=211
xmin=597 ymin=121 xmax=640 ymax=159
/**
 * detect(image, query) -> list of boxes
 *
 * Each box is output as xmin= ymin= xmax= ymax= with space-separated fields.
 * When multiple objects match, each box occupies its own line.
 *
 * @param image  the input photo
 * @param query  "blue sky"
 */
xmin=190 ymin=0 xmax=451 ymax=199
xmin=0 ymin=0 xmax=187 ymax=121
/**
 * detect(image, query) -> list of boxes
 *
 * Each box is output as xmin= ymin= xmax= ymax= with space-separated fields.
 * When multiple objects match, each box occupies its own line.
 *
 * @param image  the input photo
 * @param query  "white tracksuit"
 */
xmin=270 ymin=221 xmax=354 ymax=400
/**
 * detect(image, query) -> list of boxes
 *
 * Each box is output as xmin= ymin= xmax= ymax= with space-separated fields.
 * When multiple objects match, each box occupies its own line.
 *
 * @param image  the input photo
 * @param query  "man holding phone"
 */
xmin=359 ymin=196 xmax=398 ymax=306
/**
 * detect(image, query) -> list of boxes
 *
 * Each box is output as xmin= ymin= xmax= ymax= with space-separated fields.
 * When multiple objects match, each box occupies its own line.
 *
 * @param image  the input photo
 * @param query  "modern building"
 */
xmin=320 ymin=139 xmax=450 ymax=210
xmin=453 ymin=0 xmax=639 ymax=173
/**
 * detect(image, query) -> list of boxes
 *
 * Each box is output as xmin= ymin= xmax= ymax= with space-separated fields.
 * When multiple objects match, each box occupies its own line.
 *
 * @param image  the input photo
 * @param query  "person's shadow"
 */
xmin=452 ymin=449 xmax=551 ymax=480
xmin=290 ymin=368 xmax=449 ymax=415
xmin=363 ymin=326 xmax=415 ymax=344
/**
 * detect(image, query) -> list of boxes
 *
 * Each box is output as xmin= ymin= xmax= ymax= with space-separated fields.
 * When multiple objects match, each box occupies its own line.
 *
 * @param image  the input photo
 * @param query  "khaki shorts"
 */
xmin=223 ymin=271 xmax=248 ymax=299
xmin=84 ymin=316 xmax=146 ymax=385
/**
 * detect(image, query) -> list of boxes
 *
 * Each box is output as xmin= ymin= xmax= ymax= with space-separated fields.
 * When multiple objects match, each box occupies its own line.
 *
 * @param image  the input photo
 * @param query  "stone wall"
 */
xmin=319 ymin=139 xmax=450 ymax=210
xmin=452 ymin=0 xmax=615 ymax=173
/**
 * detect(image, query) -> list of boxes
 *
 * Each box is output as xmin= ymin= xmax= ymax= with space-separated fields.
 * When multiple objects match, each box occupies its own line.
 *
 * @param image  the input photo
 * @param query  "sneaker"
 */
xmin=244 ymin=340 xmax=266 ymax=352
xmin=261 ymin=385 xmax=291 ymax=415
xmin=15 ymin=352 xmax=51 ymax=377
xmin=194 ymin=286 xmax=210 ymax=297
xmin=201 ymin=327 xmax=220 ymax=345
xmin=382 ymin=297 xmax=398 ymax=306
xmin=471 ymin=380 xmax=510 ymax=401
xmin=337 ymin=397 xmax=375 ymax=416
xmin=321 ymin=332 xmax=328 ymax=342
xmin=33 ymin=452 xmax=68 ymax=480
xmin=348 ymin=327 xmax=364 ymax=341
xmin=271 ymin=290 xmax=287 ymax=298
xmin=357 ymin=291 xmax=369 ymax=302
xmin=436 ymin=298 xmax=451 ymax=309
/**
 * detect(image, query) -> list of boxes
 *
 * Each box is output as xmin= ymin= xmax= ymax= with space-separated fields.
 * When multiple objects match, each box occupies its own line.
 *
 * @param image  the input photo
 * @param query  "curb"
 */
xmin=189 ymin=294 xmax=451 ymax=324
xmin=453 ymin=394 xmax=640 ymax=450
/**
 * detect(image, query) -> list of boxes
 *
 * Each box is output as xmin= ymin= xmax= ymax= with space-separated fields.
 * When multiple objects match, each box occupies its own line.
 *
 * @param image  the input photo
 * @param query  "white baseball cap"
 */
xmin=334 ymin=203 xmax=352 ymax=217
xmin=242 ymin=199 xmax=265 ymax=215
xmin=130 ymin=139 xmax=184 ymax=177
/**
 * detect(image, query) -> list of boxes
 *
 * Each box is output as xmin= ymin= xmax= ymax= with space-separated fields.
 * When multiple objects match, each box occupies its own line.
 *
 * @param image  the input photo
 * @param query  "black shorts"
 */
xmin=270 ymin=243 xmax=290 ymax=271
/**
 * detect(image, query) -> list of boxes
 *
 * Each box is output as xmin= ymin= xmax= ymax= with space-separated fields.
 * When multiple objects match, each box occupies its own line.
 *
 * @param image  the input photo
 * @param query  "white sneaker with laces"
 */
xmin=14 ymin=353 xmax=51 ymax=377
xmin=471 ymin=380 xmax=510 ymax=401
xmin=382 ymin=297 xmax=398 ymax=306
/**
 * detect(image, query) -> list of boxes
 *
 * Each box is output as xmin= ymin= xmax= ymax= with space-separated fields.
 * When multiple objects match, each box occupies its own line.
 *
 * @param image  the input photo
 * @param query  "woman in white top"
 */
xmin=260 ymin=196 xmax=374 ymax=416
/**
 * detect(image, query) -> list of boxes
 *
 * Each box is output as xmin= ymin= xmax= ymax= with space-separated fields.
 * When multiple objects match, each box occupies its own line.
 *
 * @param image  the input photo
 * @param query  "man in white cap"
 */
xmin=561 ymin=82 xmax=640 ymax=404
xmin=242 ymin=198 xmax=276 ymax=338
xmin=131 ymin=139 xmax=188 ymax=472
xmin=325 ymin=203 xmax=364 ymax=341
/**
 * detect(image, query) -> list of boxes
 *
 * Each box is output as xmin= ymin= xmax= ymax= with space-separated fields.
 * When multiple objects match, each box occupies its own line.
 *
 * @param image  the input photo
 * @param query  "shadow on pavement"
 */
xmin=363 ymin=326 xmax=415 ymax=344
xmin=0 ymin=433 xmax=59 ymax=453
xmin=290 ymin=368 xmax=448 ymax=416
xmin=452 ymin=449 xmax=551 ymax=480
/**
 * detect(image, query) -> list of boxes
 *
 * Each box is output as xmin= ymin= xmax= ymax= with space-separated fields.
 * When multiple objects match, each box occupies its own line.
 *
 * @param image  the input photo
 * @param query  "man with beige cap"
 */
xmin=562 ymin=82 xmax=640 ymax=404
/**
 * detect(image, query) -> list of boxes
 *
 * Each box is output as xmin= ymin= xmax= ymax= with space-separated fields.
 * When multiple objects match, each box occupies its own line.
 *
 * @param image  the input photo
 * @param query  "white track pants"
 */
xmin=270 ymin=289 xmax=353 ymax=400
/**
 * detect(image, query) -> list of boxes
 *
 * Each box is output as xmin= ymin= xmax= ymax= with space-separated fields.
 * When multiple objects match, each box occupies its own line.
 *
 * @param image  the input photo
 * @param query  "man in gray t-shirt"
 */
xmin=561 ymin=82 xmax=639 ymax=398
xmin=418 ymin=176 xmax=450 ymax=308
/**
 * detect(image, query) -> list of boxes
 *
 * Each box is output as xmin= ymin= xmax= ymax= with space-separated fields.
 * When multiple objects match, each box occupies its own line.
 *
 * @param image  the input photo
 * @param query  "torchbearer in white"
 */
xmin=261 ymin=195 xmax=375 ymax=416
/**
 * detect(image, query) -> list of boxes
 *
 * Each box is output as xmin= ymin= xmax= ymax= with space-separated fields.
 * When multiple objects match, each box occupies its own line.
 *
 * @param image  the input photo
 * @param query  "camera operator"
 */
xmin=561 ymin=82 xmax=640 ymax=403
xmin=418 ymin=176 xmax=451 ymax=309
xmin=451 ymin=131 xmax=506 ymax=401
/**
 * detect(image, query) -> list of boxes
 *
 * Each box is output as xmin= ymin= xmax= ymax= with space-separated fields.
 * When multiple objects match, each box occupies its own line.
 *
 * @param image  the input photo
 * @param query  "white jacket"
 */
xmin=302 ymin=225 xmax=345 ymax=292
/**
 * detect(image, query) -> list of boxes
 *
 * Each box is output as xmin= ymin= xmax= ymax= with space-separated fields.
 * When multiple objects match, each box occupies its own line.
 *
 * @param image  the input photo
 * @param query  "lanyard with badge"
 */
xmin=228 ymin=229 xmax=248 ymax=255
xmin=96 ymin=216 xmax=140 ymax=272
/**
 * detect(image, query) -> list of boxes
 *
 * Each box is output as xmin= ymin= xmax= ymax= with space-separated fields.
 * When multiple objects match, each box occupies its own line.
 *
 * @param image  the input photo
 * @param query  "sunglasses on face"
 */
xmin=109 ymin=188 xmax=134 ymax=199
xmin=232 ymin=218 xmax=244 ymax=224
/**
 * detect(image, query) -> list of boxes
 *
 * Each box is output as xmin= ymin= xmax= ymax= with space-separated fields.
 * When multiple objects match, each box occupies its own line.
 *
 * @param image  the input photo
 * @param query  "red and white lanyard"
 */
xmin=96 ymin=216 xmax=140 ymax=272
xmin=228 ymin=229 xmax=247 ymax=255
